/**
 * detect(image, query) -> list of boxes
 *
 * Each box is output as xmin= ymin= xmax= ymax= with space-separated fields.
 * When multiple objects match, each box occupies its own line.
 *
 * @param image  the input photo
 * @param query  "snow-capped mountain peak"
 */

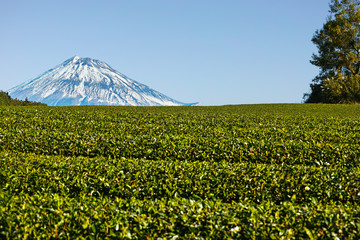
xmin=8 ymin=56 xmax=197 ymax=106
xmin=72 ymin=56 xmax=80 ymax=62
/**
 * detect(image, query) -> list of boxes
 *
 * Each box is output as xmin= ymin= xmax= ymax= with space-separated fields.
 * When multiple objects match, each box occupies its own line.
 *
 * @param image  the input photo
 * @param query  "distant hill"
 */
xmin=0 ymin=91 xmax=46 ymax=106
xmin=8 ymin=56 xmax=198 ymax=106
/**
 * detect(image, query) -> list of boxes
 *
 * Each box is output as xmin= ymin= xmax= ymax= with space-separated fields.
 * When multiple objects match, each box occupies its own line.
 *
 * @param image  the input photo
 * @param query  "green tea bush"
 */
xmin=0 ymin=105 xmax=360 ymax=166
xmin=0 ymin=104 xmax=360 ymax=239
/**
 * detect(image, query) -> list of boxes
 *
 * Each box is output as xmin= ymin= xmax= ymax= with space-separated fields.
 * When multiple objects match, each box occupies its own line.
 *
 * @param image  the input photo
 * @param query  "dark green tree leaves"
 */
xmin=305 ymin=0 xmax=360 ymax=103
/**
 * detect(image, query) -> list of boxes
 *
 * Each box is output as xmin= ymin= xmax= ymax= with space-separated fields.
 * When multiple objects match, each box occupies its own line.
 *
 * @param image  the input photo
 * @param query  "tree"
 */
xmin=304 ymin=0 xmax=360 ymax=103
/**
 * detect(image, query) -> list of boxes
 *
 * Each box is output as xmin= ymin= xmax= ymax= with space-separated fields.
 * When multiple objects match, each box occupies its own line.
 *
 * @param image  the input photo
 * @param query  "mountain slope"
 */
xmin=0 ymin=90 xmax=46 ymax=106
xmin=9 ymin=56 xmax=197 ymax=106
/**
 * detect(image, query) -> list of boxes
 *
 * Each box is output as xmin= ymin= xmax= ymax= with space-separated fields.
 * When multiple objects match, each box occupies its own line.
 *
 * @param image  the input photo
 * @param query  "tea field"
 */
xmin=0 ymin=104 xmax=360 ymax=239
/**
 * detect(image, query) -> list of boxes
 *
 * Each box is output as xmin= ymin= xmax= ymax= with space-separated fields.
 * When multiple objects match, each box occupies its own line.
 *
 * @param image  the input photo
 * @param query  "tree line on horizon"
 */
xmin=0 ymin=90 xmax=46 ymax=106
xmin=305 ymin=0 xmax=360 ymax=104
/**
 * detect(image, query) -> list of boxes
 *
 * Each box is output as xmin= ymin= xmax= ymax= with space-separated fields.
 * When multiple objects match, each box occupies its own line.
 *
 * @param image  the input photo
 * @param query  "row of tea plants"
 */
xmin=1 ymin=104 xmax=360 ymax=239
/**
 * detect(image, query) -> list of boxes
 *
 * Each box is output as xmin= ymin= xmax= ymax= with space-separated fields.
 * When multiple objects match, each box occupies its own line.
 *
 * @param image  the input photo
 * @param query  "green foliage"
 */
xmin=0 ymin=104 xmax=360 ymax=238
xmin=0 ymin=91 xmax=11 ymax=106
xmin=1 ymin=105 xmax=360 ymax=165
xmin=305 ymin=0 xmax=360 ymax=103
xmin=0 ymin=90 xmax=46 ymax=106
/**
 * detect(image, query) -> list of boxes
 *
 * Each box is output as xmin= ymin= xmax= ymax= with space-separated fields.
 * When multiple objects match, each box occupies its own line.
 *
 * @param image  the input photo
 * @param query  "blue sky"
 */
xmin=0 ymin=0 xmax=330 ymax=105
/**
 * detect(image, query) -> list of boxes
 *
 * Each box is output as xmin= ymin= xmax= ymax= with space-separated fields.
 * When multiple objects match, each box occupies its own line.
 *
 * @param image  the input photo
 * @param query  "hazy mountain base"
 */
xmin=0 ymin=90 xmax=46 ymax=106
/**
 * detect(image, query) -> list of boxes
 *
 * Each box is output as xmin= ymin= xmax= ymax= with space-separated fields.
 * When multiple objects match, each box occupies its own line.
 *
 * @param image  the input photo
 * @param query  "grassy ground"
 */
xmin=0 ymin=104 xmax=360 ymax=239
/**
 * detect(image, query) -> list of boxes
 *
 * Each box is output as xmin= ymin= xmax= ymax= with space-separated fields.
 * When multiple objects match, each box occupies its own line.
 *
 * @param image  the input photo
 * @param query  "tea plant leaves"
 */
xmin=1 ymin=104 xmax=360 ymax=239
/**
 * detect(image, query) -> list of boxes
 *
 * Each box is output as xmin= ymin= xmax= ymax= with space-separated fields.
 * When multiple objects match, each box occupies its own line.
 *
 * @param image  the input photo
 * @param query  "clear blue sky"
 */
xmin=1 ymin=0 xmax=330 ymax=105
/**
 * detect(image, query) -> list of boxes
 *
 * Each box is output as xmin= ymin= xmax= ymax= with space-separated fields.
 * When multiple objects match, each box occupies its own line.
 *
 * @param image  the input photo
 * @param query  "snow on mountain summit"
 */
xmin=72 ymin=56 xmax=80 ymax=63
xmin=8 ymin=56 xmax=197 ymax=106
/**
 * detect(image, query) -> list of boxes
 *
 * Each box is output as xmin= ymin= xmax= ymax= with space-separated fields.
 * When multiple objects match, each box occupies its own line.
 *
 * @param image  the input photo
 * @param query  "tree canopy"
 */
xmin=304 ymin=0 xmax=360 ymax=103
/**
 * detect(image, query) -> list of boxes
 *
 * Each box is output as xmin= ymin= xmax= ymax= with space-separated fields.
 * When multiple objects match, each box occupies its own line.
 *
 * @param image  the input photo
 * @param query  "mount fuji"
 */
xmin=8 ymin=56 xmax=197 ymax=106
